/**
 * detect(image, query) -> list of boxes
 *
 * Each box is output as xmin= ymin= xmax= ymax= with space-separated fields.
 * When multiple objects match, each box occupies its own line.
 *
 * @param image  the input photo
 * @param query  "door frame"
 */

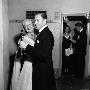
xmin=59 ymin=12 xmax=89 ymax=78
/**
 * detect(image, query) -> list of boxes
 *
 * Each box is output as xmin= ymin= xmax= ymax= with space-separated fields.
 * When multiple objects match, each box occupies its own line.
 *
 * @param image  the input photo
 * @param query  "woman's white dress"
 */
xmin=11 ymin=34 xmax=35 ymax=90
xmin=11 ymin=60 xmax=32 ymax=90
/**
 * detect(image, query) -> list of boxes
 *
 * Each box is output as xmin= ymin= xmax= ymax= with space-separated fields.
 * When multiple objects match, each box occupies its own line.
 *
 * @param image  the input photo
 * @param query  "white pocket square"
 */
xmin=37 ymin=40 xmax=39 ymax=43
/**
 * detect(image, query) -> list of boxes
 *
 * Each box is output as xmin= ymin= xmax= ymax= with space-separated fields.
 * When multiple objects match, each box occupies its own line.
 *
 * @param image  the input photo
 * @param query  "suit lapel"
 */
xmin=36 ymin=26 xmax=48 ymax=39
xmin=35 ymin=26 xmax=48 ymax=45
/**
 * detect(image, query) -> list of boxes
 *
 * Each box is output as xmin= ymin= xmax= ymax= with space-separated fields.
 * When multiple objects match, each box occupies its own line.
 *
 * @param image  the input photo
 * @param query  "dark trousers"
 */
xmin=74 ymin=54 xmax=85 ymax=78
xmin=32 ymin=66 xmax=57 ymax=90
xmin=62 ymin=54 xmax=74 ymax=76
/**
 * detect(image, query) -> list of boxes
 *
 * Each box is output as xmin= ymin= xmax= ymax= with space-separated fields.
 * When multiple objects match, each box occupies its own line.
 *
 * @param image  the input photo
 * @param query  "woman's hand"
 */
xmin=22 ymin=36 xmax=30 ymax=45
xmin=19 ymin=41 xmax=27 ymax=49
xmin=69 ymin=34 xmax=76 ymax=43
xmin=70 ymin=38 xmax=76 ymax=43
xmin=23 ymin=36 xmax=35 ymax=47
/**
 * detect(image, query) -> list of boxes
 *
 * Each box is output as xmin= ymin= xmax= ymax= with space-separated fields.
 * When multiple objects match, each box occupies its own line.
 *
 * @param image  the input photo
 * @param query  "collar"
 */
xmin=39 ymin=25 xmax=47 ymax=33
xmin=64 ymin=34 xmax=70 ymax=39
xmin=80 ymin=28 xmax=83 ymax=32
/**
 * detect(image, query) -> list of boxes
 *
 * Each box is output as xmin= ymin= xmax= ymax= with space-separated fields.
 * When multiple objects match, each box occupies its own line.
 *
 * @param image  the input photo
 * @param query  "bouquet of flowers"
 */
xmin=65 ymin=43 xmax=73 ymax=56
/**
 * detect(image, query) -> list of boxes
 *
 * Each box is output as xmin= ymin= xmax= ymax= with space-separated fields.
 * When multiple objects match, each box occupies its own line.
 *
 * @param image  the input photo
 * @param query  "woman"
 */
xmin=11 ymin=19 xmax=36 ymax=90
xmin=62 ymin=25 xmax=75 ymax=76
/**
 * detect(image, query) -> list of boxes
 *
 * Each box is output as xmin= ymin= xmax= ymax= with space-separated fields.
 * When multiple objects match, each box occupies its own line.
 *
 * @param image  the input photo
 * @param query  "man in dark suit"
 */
xmin=74 ymin=22 xmax=87 ymax=78
xmin=20 ymin=13 xmax=57 ymax=90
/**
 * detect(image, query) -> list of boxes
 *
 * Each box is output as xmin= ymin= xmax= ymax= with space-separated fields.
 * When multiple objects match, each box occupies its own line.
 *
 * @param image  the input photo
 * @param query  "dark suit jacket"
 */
xmin=74 ymin=30 xmax=87 ymax=56
xmin=25 ymin=26 xmax=57 ymax=90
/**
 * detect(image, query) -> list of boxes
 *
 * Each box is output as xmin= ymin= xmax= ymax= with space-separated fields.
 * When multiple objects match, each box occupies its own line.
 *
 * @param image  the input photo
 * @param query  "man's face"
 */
xmin=34 ymin=14 xmax=46 ymax=30
xmin=75 ymin=26 xmax=81 ymax=32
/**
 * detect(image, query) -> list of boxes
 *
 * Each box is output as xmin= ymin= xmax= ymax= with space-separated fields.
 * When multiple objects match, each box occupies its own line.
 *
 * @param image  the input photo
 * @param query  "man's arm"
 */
xmin=25 ymin=35 xmax=54 ymax=61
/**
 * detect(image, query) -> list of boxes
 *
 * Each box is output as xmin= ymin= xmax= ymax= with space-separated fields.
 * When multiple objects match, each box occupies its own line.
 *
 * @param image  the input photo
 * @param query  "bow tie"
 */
xmin=34 ymin=29 xmax=39 ymax=35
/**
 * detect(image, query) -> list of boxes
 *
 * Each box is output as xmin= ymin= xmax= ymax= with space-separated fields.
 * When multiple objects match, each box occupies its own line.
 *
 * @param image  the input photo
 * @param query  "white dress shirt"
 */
xmin=39 ymin=25 xmax=48 ymax=33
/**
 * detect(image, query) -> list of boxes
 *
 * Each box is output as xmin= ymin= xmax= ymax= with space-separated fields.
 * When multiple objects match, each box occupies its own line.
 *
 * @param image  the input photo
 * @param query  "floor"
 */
xmin=8 ymin=54 xmax=90 ymax=90
xmin=56 ymin=76 xmax=90 ymax=90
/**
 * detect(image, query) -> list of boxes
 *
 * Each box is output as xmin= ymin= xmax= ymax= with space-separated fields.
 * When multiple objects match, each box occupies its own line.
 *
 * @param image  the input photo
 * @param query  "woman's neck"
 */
xmin=64 ymin=33 xmax=70 ymax=39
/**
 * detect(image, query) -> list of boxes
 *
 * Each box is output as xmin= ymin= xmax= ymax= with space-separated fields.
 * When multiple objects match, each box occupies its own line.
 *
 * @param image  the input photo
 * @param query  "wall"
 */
xmin=3 ymin=0 xmax=9 ymax=90
xmin=8 ymin=0 xmax=90 ymax=20
xmin=61 ymin=0 xmax=90 ymax=14
xmin=0 ymin=0 xmax=9 ymax=90
xmin=0 ymin=0 xmax=4 ymax=90
xmin=48 ymin=23 xmax=61 ymax=69
xmin=8 ymin=0 xmax=90 ymax=71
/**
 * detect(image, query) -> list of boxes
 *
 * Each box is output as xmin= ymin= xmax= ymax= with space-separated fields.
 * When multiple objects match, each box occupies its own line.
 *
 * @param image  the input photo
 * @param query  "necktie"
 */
xmin=34 ymin=29 xmax=39 ymax=35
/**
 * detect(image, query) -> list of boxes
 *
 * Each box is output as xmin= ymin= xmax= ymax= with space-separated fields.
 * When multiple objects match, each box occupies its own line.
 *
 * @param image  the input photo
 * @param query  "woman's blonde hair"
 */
xmin=22 ymin=19 xmax=33 ymax=26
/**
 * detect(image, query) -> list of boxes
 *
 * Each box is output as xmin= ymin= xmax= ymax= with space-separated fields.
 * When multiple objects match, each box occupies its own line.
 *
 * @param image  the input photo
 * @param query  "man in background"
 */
xmin=74 ymin=22 xmax=87 ymax=79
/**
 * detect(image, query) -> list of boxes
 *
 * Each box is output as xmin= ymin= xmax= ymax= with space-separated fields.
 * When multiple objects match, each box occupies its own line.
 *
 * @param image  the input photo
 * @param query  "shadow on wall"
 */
xmin=7 ymin=31 xmax=22 ymax=90
xmin=7 ymin=53 xmax=16 ymax=90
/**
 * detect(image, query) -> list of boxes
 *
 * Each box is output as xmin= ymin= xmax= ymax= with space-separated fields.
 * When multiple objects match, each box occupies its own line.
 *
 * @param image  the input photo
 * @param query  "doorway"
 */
xmin=61 ymin=13 xmax=89 ymax=78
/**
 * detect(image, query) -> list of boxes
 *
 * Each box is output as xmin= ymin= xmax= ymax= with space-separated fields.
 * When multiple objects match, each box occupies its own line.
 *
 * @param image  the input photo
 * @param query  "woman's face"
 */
xmin=23 ymin=20 xmax=34 ymax=33
xmin=65 ymin=27 xmax=70 ymax=33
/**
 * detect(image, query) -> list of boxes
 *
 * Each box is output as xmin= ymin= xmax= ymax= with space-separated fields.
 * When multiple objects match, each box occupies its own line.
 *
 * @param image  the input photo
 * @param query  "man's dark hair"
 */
xmin=35 ymin=13 xmax=47 ymax=19
xmin=75 ymin=22 xmax=83 ymax=27
xmin=41 ymin=13 xmax=47 ymax=19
